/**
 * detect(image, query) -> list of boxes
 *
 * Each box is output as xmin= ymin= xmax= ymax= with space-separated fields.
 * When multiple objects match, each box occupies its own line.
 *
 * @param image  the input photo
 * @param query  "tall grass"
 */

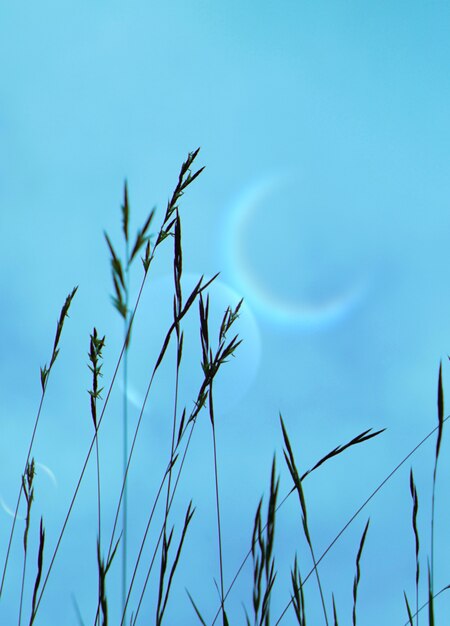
xmin=1 ymin=149 xmax=450 ymax=625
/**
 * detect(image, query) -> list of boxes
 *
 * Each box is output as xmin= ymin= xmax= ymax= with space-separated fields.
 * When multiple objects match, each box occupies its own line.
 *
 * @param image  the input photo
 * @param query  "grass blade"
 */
xmin=186 ymin=589 xmax=208 ymax=626
xmin=352 ymin=518 xmax=369 ymax=626
xmin=404 ymin=591 xmax=414 ymax=626
xmin=409 ymin=469 xmax=420 ymax=625
xmin=281 ymin=415 xmax=329 ymax=626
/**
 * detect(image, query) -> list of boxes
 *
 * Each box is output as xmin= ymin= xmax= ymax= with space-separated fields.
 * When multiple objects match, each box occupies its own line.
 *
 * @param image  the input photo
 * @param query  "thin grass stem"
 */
xmin=401 ymin=583 xmax=450 ymax=626
xmin=272 ymin=416 xmax=450 ymax=626
xmin=210 ymin=384 xmax=227 ymax=624
xmin=31 ymin=150 xmax=203 ymax=622
xmin=122 ymin=238 xmax=130 ymax=626
xmin=211 ymin=415 xmax=448 ymax=626
xmin=0 ymin=287 xmax=77 ymax=597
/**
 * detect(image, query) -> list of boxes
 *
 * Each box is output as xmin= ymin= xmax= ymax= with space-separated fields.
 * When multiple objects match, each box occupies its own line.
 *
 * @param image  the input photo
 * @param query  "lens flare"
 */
xmin=223 ymin=174 xmax=368 ymax=330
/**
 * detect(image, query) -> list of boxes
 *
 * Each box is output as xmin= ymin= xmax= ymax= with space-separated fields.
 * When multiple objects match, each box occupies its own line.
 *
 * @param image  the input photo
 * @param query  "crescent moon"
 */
xmin=35 ymin=462 xmax=58 ymax=488
xmin=223 ymin=174 xmax=368 ymax=330
xmin=0 ymin=497 xmax=24 ymax=520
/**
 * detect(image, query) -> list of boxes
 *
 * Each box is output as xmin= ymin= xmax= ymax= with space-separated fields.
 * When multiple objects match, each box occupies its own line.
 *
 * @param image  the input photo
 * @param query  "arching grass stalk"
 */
xmin=210 ymin=424 xmax=383 ymax=626
xmin=30 ymin=149 xmax=204 ymax=623
xmin=209 ymin=406 xmax=448 ymax=626
xmin=9 ymin=150 xmax=450 ymax=626
xmin=274 ymin=373 xmax=449 ymax=626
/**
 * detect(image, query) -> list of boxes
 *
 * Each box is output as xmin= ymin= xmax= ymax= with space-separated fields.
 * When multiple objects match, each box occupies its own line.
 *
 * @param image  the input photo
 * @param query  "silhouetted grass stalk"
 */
xmin=129 ymin=286 xmax=241 ymax=625
xmin=31 ymin=150 xmax=203 ymax=622
xmin=0 ymin=288 xmax=78 ymax=598
xmin=5 ymin=149 xmax=450 ymax=626
xmin=116 ymin=271 xmax=224 ymax=625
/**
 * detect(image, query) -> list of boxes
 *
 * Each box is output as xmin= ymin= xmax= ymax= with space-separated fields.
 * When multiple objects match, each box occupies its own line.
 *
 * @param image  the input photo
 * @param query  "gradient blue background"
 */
xmin=2 ymin=2 xmax=450 ymax=624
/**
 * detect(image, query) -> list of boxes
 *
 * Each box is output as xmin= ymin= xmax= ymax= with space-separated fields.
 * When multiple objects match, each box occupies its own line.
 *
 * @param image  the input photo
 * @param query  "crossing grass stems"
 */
xmin=1 ymin=148 xmax=449 ymax=626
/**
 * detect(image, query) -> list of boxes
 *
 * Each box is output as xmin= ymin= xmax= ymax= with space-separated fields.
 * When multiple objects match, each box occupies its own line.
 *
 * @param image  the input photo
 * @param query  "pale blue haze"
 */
xmin=1 ymin=2 xmax=450 ymax=625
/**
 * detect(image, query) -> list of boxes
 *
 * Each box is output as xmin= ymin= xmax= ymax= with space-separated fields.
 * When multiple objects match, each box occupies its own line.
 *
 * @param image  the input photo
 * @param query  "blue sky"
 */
xmin=2 ymin=2 xmax=450 ymax=625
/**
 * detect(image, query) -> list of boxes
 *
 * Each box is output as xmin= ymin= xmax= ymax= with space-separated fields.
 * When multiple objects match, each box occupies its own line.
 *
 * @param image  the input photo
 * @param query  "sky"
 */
xmin=2 ymin=1 xmax=450 ymax=625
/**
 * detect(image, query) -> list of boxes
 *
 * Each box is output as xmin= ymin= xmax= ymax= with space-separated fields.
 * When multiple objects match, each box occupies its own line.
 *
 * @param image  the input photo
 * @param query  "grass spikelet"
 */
xmin=47 ymin=286 xmax=79 ymax=376
xmin=300 ymin=428 xmax=386 ymax=483
xmin=88 ymin=328 xmax=106 ymax=430
xmin=156 ymin=147 xmax=203 ymax=247
xmin=121 ymin=180 xmax=129 ymax=243
xmin=129 ymin=207 xmax=155 ymax=266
